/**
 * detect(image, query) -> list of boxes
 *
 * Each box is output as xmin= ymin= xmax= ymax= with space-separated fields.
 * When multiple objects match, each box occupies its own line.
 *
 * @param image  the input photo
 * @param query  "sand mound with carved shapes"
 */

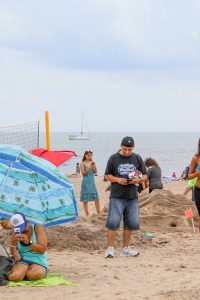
xmin=139 ymin=188 xmax=197 ymax=231
xmin=0 ymin=188 xmax=196 ymax=252
xmin=47 ymin=189 xmax=197 ymax=250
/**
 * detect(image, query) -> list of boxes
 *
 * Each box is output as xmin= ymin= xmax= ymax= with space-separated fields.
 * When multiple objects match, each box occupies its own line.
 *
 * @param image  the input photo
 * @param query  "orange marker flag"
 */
xmin=185 ymin=208 xmax=195 ymax=233
xmin=185 ymin=208 xmax=193 ymax=219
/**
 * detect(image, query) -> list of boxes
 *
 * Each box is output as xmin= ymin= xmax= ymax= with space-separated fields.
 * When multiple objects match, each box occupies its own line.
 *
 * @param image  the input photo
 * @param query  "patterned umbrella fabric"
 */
xmin=0 ymin=145 xmax=78 ymax=227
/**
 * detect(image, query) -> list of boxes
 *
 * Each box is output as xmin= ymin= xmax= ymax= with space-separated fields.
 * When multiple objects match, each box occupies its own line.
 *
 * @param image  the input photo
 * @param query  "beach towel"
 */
xmin=9 ymin=274 xmax=75 ymax=287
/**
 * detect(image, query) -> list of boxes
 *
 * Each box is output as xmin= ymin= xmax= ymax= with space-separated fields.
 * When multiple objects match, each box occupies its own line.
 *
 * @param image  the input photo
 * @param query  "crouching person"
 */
xmin=8 ymin=213 xmax=48 ymax=282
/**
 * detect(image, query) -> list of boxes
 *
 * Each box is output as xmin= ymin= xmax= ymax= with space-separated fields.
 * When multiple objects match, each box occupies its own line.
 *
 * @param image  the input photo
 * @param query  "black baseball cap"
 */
xmin=121 ymin=136 xmax=134 ymax=147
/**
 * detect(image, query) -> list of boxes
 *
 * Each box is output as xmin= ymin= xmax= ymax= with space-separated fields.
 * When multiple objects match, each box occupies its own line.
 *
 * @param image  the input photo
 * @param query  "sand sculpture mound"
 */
xmin=0 ymin=189 xmax=196 ymax=252
xmin=139 ymin=189 xmax=196 ymax=231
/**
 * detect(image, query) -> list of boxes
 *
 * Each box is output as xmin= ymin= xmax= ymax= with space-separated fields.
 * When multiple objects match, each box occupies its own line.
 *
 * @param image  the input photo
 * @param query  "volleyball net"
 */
xmin=0 ymin=120 xmax=40 ymax=150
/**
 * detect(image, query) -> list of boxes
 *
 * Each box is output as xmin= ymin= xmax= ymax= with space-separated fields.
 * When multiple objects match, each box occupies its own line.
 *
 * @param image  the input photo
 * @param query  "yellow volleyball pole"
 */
xmin=45 ymin=111 xmax=51 ymax=150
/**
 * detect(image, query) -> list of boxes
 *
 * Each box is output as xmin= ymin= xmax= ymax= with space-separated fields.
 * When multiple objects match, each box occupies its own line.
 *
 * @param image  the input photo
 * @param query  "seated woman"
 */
xmin=8 ymin=213 xmax=48 ymax=282
xmin=144 ymin=157 xmax=163 ymax=193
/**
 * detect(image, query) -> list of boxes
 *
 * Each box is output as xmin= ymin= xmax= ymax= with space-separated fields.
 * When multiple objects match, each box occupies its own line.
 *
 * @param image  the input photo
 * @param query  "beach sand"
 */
xmin=1 ymin=177 xmax=200 ymax=300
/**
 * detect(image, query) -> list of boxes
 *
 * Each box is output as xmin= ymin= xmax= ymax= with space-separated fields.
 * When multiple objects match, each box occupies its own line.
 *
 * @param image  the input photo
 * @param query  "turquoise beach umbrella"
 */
xmin=0 ymin=144 xmax=78 ymax=227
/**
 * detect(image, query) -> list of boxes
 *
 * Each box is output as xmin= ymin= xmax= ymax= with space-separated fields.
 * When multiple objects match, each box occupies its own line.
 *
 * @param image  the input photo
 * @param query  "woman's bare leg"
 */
xmin=83 ymin=202 xmax=89 ymax=216
xmin=8 ymin=264 xmax=28 ymax=282
xmin=95 ymin=200 xmax=101 ymax=214
xmin=25 ymin=264 xmax=46 ymax=281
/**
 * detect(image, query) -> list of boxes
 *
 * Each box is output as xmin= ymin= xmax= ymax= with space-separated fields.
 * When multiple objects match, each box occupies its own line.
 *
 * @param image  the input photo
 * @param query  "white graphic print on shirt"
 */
xmin=118 ymin=164 xmax=136 ymax=176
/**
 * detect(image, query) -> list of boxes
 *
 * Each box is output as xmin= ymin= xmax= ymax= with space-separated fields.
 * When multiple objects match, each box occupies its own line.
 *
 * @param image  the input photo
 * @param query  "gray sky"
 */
xmin=0 ymin=0 xmax=200 ymax=132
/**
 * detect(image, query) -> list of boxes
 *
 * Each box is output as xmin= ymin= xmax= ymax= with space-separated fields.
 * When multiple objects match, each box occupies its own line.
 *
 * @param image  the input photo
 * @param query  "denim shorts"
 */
xmin=16 ymin=259 xmax=47 ymax=274
xmin=106 ymin=198 xmax=140 ymax=230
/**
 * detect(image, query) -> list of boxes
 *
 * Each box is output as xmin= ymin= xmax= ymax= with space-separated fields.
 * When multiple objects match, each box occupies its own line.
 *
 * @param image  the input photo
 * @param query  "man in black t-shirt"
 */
xmin=104 ymin=136 xmax=147 ymax=258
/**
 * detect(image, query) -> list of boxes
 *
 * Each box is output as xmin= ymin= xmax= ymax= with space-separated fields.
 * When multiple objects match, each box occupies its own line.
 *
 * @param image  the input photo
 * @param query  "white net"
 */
xmin=0 ymin=120 xmax=40 ymax=150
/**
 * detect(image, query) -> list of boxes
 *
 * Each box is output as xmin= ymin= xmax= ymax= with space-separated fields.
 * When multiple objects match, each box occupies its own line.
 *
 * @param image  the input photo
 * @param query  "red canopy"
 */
xmin=30 ymin=148 xmax=77 ymax=167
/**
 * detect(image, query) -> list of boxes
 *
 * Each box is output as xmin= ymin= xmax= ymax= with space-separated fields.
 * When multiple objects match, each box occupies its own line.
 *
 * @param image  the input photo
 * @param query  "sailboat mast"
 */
xmin=69 ymin=110 xmax=90 ymax=140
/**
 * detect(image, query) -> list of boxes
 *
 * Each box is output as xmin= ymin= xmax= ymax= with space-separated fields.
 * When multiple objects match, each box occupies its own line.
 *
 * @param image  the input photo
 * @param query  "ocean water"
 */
xmin=39 ymin=132 xmax=200 ymax=177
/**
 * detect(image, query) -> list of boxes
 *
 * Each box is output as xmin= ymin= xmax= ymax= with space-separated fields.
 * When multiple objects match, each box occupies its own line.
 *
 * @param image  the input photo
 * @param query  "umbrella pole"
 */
xmin=45 ymin=111 xmax=51 ymax=151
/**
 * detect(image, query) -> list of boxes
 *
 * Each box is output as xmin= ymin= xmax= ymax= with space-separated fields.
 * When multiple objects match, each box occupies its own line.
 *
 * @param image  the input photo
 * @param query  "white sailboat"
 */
xmin=69 ymin=111 xmax=90 ymax=141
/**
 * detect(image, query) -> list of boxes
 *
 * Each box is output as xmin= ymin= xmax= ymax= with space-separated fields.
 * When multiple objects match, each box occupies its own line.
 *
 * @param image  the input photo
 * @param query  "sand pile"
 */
xmin=73 ymin=189 xmax=196 ymax=233
xmin=47 ymin=215 xmax=144 ymax=251
xmin=139 ymin=189 xmax=197 ymax=231
xmin=47 ymin=220 xmax=108 ymax=251
xmin=0 ymin=220 xmax=108 ymax=251
xmin=47 ymin=188 xmax=196 ymax=250
xmin=0 ymin=188 xmax=197 ymax=253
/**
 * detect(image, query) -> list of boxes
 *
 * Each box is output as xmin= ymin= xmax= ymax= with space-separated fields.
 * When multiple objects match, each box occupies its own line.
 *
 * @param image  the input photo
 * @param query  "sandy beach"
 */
xmin=1 ymin=177 xmax=200 ymax=300
xmin=1 ymin=0 xmax=200 ymax=299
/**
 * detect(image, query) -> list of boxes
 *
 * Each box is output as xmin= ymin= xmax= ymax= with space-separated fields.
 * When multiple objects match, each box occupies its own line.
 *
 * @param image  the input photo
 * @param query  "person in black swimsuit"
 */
xmin=188 ymin=138 xmax=200 ymax=232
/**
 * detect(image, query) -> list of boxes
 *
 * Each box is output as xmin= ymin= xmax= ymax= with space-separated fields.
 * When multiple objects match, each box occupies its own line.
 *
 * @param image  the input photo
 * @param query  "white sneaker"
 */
xmin=105 ymin=247 xmax=115 ymax=258
xmin=120 ymin=246 xmax=139 ymax=257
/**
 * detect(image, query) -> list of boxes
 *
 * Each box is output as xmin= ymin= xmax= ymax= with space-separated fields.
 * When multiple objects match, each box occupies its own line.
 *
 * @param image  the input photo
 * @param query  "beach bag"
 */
xmin=188 ymin=178 xmax=197 ymax=188
xmin=0 ymin=245 xmax=15 ymax=286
